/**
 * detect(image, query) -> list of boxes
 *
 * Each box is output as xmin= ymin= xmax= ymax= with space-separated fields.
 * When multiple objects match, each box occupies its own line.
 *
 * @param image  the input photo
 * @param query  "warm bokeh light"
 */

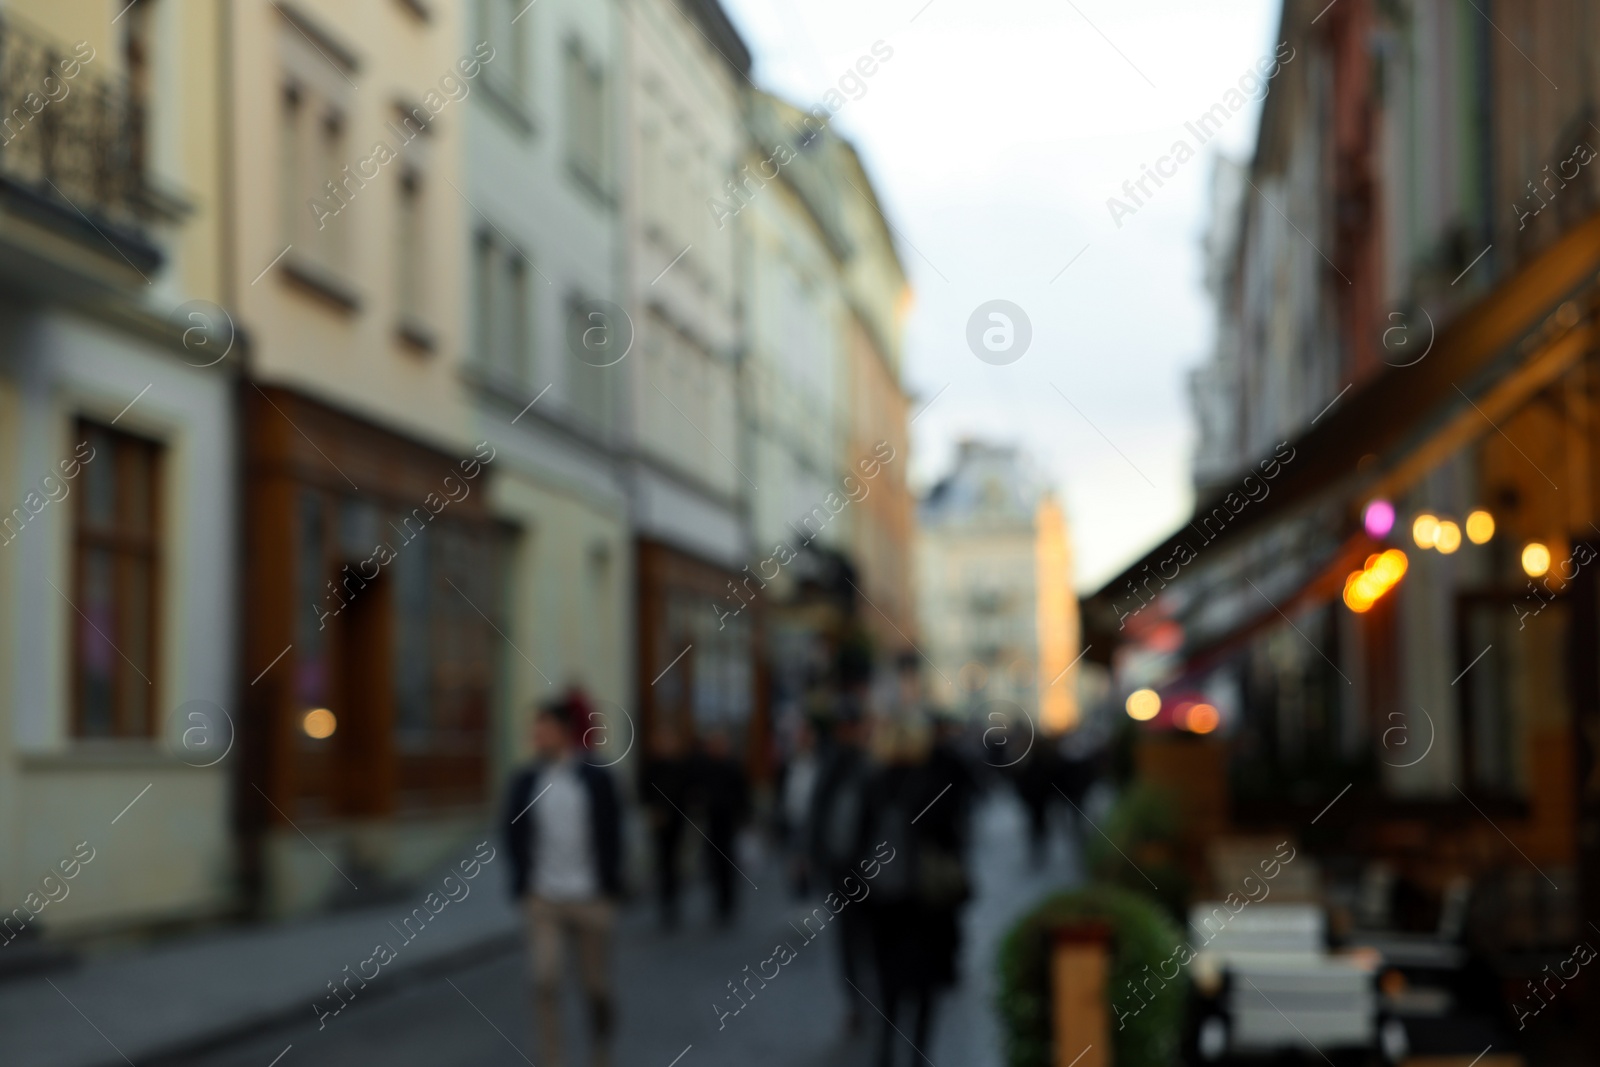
xmin=302 ymin=708 xmax=337 ymax=739
xmin=1435 ymin=520 xmax=1461 ymax=554
xmin=1363 ymin=499 xmax=1395 ymax=539
xmin=1412 ymin=513 xmax=1439 ymax=549
xmin=1186 ymin=703 xmax=1220 ymax=734
xmin=1344 ymin=548 xmax=1409 ymax=612
xmin=1466 ymin=509 xmax=1495 ymax=544
xmin=1125 ymin=688 xmax=1160 ymax=721
xmin=1522 ymin=542 xmax=1551 ymax=578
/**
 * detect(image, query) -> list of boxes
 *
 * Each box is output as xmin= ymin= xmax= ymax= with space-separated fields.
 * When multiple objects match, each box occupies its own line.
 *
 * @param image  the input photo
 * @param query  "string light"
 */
xmin=1345 ymin=549 xmax=1409 ymax=612
xmin=1465 ymin=510 xmax=1495 ymax=544
xmin=1125 ymin=689 xmax=1160 ymax=721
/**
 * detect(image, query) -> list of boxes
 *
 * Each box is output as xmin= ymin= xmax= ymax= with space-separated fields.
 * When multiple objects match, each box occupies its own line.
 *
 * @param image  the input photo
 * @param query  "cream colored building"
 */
xmin=0 ymin=0 xmax=238 ymax=938
xmin=224 ymin=0 xmax=502 ymax=916
xmin=917 ymin=441 xmax=1080 ymax=731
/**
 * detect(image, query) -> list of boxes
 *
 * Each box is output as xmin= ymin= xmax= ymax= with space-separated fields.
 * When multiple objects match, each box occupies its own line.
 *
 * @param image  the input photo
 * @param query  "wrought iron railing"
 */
xmin=0 ymin=13 xmax=146 ymax=232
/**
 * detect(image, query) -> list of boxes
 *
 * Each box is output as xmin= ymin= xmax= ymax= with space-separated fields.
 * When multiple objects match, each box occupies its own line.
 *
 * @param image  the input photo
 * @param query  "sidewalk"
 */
xmin=3 ymin=860 xmax=524 ymax=1067
xmin=7 ymin=792 xmax=1083 ymax=1067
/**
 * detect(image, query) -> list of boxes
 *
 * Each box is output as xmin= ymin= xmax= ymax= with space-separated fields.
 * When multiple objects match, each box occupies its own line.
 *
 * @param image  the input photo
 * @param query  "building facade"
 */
xmin=0 ymin=0 xmax=238 ymax=941
xmin=619 ymin=0 xmax=757 ymax=764
xmin=460 ymin=0 xmax=634 ymax=781
xmin=227 ymin=0 xmax=499 ymax=915
xmin=918 ymin=441 xmax=1079 ymax=731
xmin=1085 ymin=0 xmax=1600 ymax=1049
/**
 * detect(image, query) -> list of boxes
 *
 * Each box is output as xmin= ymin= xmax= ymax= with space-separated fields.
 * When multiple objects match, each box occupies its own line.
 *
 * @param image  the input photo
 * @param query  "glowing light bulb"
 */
xmin=1522 ymin=543 xmax=1551 ymax=578
xmin=1125 ymin=689 xmax=1160 ymax=721
xmin=1187 ymin=703 xmax=1220 ymax=734
xmin=303 ymin=708 xmax=337 ymax=739
xmin=1435 ymin=520 xmax=1462 ymax=554
xmin=1363 ymin=500 xmax=1396 ymax=539
xmin=1465 ymin=510 xmax=1495 ymax=544
xmin=1412 ymin=514 xmax=1439 ymax=549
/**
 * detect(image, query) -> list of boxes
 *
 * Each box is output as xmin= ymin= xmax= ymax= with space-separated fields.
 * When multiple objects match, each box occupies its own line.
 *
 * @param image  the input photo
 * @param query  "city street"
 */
xmin=156 ymin=793 xmax=1080 ymax=1067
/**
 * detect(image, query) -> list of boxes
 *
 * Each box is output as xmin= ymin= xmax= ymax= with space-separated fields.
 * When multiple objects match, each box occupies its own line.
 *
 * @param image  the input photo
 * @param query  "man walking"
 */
xmin=504 ymin=697 xmax=623 ymax=1067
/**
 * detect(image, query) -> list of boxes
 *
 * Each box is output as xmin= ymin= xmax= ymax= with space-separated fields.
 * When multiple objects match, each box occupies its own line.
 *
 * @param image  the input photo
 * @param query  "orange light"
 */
xmin=1344 ymin=548 xmax=1410 ymax=613
xmin=1435 ymin=520 xmax=1462 ymax=555
xmin=1186 ymin=703 xmax=1220 ymax=734
xmin=302 ymin=708 xmax=337 ymax=739
xmin=1465 ymin=510 xmax=1494 ymax=544
xmin=1522 ymin=542 xmax=1551 ymax=578
xmin=1125 ymin=689 xmax=1160 ymax=721
xmin=1412 ymin=514 xmax=1439 ymax=549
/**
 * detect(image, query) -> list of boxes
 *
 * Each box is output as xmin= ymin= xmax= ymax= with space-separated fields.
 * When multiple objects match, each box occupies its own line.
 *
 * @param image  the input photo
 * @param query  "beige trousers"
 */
xmin=526 ymin=896 xmax=615 ymax=1067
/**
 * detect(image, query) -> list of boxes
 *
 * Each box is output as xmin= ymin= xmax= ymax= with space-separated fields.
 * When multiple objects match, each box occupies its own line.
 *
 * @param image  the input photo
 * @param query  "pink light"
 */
xmin=1363 ymin=499 xmax=1395 ymax=539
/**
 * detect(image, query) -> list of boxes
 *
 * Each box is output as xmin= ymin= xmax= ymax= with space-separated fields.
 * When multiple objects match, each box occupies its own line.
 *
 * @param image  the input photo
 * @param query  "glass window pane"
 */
xmin=79 ymin=548 xmax=116 ymax=737
xmin=82 ymin=427 xmax=115 ymax=530
xmin=121 ymin=556 xmax=152 ymax=735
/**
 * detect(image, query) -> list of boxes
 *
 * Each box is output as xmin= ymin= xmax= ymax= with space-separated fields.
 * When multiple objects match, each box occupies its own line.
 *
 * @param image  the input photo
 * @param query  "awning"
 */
xmin=1083 ymin=210 xmax=1600 ymax=656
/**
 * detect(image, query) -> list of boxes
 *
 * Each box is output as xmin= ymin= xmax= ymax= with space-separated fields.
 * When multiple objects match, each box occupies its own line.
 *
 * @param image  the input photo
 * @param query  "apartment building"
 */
xmin=461 ymin=0 xmax=633 ymax=777
xmin=0 ymin=0 xmax=238 ymax=937
xmin=227 ymin=0 xmax=499 ymax=915
xmin=619 ymin=0 xmax=756 ymax=761
xmin=918 ymin=441 xmax=1077 ymax=730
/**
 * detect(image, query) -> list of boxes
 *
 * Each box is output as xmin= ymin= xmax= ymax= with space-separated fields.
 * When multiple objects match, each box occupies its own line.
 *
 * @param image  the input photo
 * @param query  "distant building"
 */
xmin=917 ymin=442 xmax=1079 ymax=731
xmin=737 ymin=91 xmax=914 ymax=739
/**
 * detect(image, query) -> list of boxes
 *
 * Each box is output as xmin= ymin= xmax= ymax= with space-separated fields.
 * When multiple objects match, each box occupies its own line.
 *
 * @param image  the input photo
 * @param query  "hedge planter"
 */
xmin=998 ymin=885 xmax=1187 ymax=1067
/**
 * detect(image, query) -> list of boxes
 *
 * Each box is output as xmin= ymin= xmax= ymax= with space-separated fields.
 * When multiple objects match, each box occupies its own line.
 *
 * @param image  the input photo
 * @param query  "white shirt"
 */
xmin=532 ymin=760 xmax=599 ymax=901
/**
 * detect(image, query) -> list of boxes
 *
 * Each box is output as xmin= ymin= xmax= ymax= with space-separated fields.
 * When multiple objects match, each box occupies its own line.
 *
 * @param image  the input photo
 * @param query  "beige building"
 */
xmin=917 ymin=441 xmax=1080 ymax=731
xmin=225 ymin=0 xmax=500 ymax=915
xmin=0 ymin=0 xmax=238 ymax=938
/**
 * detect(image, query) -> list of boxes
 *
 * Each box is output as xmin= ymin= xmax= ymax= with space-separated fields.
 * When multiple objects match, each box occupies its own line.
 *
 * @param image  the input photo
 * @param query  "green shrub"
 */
xmin=1082 ymin=783 xmax=1190 ymax=919
xmin=997 ymin=884 xmax=1187 ymax=1067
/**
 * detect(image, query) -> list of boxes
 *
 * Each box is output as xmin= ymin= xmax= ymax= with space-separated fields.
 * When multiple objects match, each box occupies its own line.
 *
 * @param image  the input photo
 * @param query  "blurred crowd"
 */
xmin=502 ymin=664 xmax=1110 ymax=1067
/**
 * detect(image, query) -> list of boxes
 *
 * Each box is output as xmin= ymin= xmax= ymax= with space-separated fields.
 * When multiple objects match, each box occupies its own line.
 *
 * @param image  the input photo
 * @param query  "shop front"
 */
xmin=242 ymin=385 xmax=509 ymax=915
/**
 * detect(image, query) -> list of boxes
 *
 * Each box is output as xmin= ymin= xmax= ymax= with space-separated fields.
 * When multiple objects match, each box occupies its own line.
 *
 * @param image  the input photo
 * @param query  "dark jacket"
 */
xmin=808 ymin=742 xmax=869 ymax=877
xmin=504 ymin=760 xmax=623 ymax=899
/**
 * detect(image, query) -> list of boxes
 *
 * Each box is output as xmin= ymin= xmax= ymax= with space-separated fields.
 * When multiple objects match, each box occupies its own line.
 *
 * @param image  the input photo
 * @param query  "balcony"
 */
xmin=0 ymin=13 xmax=168 ymax=282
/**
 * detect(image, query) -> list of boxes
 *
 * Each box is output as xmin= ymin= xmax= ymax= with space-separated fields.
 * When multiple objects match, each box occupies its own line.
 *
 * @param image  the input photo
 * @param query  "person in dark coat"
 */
xmin=1013 ymin=741 xmax=1060 ymax=868
xmin=773 ymin=717 xmax=821 ymax=898
xmin=859 ymin=715 xmax=968 ymax=1067
xmin=694 ymin=727 xmax=750 ymax=925
xmin=809 ymin=704 xmax=875 ymax=1034
xmin=642 ymin=721 xmax=693 ymax=930
xmin=503 ymin=698 xmax=622 ymax=1067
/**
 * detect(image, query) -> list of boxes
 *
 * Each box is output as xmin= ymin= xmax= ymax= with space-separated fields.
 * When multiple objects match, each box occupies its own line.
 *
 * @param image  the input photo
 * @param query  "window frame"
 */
xmin=70 ymin=419 xmax=163 ymax=741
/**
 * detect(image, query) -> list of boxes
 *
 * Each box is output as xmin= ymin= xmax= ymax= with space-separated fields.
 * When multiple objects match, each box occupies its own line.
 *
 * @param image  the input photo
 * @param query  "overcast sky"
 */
xmin=718 ymin=0 xmax=1282 ymax=591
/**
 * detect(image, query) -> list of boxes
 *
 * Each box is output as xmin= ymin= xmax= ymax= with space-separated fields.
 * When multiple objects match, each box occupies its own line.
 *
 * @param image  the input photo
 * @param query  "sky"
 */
xmin=718 ymin=0 xmax=1282 ymax=591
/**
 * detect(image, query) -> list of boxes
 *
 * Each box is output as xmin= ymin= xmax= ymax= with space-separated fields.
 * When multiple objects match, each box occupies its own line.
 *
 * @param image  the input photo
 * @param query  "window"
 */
xmin=280 ymin=83 xmax=351 ymax=276
xmin=565 ymin=293 xmax=610 ymax=430
xmin=474 ymin=230 xmax=529 ymax=383
xmin=481 ymin=0 xmax=528 ymax=102
xmin=280 ymin=84 xmax=304 ymax=247
xmin=72 ymin=421 xmax=161 ymax=739
xmin=565 ymin=38 xmax=606 ymax=195
xmin=396 ymin=168 xmax=427 ymax=335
